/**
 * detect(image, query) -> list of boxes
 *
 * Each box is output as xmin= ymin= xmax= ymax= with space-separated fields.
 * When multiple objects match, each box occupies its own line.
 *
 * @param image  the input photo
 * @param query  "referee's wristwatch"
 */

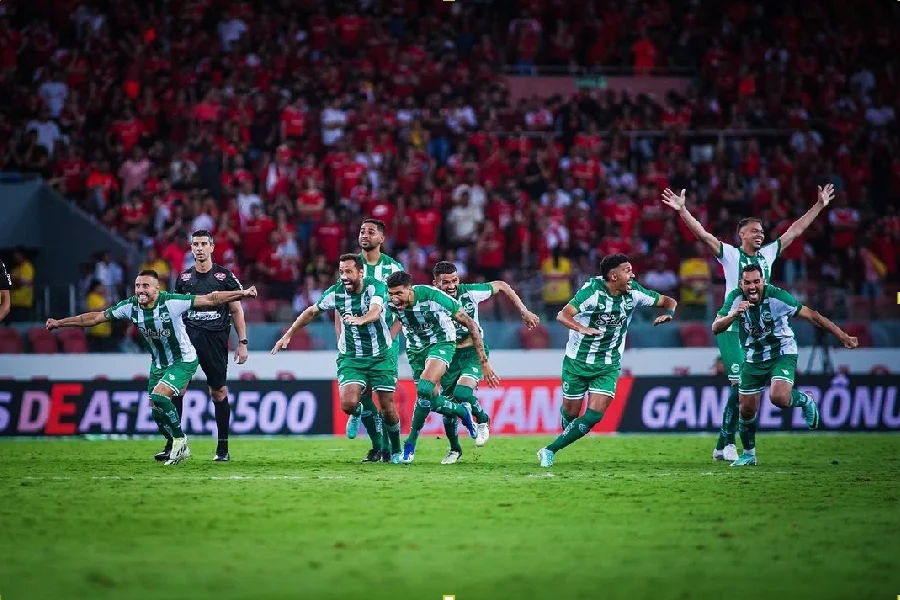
xmin=239 ymin=339 xmax=249 ymax=345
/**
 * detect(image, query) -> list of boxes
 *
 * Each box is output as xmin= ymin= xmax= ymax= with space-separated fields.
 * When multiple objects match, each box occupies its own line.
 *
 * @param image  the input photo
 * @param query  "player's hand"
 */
xmin=817 ymin=183 xmax=834 ymax=207
xmin=579 ymin=326 xmax=604 ymax=336
xmin=343 ymin=314 xmax=365 ymax=326
xmin=271 ymin=336 xmax=290 ymax=354
xmin=730 ymin=301 xmax=751 ymax=318
xmin=45 ymin=318 xmax=60 ymax=331
xmin=244 ymin=286 xmax=258 ymax=298
xmin=661 ymin=187 xmax=686 ymax=211
xmin=481 ymin=362 xmax=501 ymax=388
xmin=653 ymin=314 xmax=673 ymax=326
xmin=841 ymin=334 xmax=859 ymax=349
xmin=521 ymin=310 xmax=540 ymax=329
xmin=234 ymin=343 xmax=249 ymax=364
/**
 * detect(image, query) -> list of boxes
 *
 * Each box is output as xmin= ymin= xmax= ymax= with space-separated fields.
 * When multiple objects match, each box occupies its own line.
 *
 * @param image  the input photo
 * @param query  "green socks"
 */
xmin=454 ymin=386 xmax=490 ymax=424
xmin=547 ymin=409 xmax=604 ymax=453
xmin=358 ymin=394 xmax=385 ymax=451
xmin=560 ymin=406 xmax=577 ymax=430
xmin=432 ymin=395 xmax=467 ymax=419
xmin=443 ymin=416 xmax=462 ymax=452
xmin=716 ymin=386 xmax=740 ymax=449
xmin=384 ymin=420 xmax=401 ymax=454
xmin=150 ymin=393 xmax=184 ymax=438
xmin=738 ymin=415 xmax=758 ymax=451
xmin=790 ymin=389 xmax=810 ymax=408
xmin=150 ymin=407 xmax=173 ymax=441
xmin=405 ymin=398 xmax=431 ymax=446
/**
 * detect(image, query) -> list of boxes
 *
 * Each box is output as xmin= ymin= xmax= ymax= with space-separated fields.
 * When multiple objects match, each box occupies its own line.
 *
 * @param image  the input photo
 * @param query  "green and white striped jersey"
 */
xmin=361 ymin=252 xmax=404 ymax=283
xmin=451 ymin=282 xmax=494 ymax=342
xmin=316 ymin=277 xmax=392 ymax=358
xmin=716 ymin=240 xmax=780 ymax=332
xmin=565 ymin=278 xmax=661 ymax=366
xmin=389 ymin=285 xmax=461 ymax=351
xmin=718 ymin=284 xmax=802 ymax=363
xmin=105 ymin=292 xmax=197 ymax=369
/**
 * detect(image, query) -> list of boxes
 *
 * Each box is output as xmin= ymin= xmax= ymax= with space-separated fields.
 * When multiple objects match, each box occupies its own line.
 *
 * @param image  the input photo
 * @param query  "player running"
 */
xmin=342 ymin=218 xmax=405 ymax=462
xmin=712 ymin=264 xmax=858 ymax=466
xmin=661 ymin=184 xmax=834 ymax=461
xmin=385 ymin=270 xmax=500 ymax=464
xmin=46 ymin=270 xmax=257 ymax=465
xmin=431 ymin=261 xmax=540 ymax=464
xmin=167 ymin=229 xmax=249 ymax=463
xmin=537 ymin=254 xmax=677 ymax=467
xmin=272 ymin=254 xmax=402 ymax=462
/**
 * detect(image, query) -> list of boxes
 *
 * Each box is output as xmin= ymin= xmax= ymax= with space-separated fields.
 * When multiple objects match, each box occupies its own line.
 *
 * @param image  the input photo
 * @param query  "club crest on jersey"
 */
xmin=215 ymin=272 xmax=227 ymax=281
xmin=180 ymin=273 xmax=192 ymax=281
xmin=761 ymin=309 xmax=773 ymax=322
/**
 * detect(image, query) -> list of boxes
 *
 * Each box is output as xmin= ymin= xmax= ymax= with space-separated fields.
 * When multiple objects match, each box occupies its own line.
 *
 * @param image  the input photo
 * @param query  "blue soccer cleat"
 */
xmin=731 ymin=452 xmax=758 ymax=467
xmin=345 ymin=414 xmax=361 ymax=439
xmin=461 ymin=403 xmax=477 ymax=439
xmin=537 ymin=447 xmax=555 ymax=467
xmin=400 ymin=441 xmax=416 ymax=464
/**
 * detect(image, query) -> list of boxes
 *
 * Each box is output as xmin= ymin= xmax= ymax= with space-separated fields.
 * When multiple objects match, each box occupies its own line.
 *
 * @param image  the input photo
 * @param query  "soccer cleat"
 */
xmin=154 ymin=439 xmax=173 ymax=462
xmin=345 ymin=414 xmax=361 ymax=439
xmin=713 ymin=448 xmax=726 ymax=461
xmin=400 ymin=442 xmax=415 ymax=464
xmin=731 ymin=452 xmax=758 ymax=467
xmin=389 ymin=452 xmax=401 ymax=464
xmin=475 ymin=422 xmax=490 ymax=447
xmin=164 ymin=436 xmax=191 ymax=466
xmin=537 ymin=447 xmax=554 ymax=467
xmin=378 ymin=450 xmax=392 ymax=463
xmin=460 ymin=403 xmax=477 ymax=439
xmin=441 ymin=450 xmax=462 ymax=464
xmin=723 ymin=444 xmax=739 ymax=462
xmin=360 ymin=449 xmax=381 ymax=463
xmin=213 ymin=452 xmax=230 ymax=462
xmin=802 ymin=398 xmax=821 ymax=429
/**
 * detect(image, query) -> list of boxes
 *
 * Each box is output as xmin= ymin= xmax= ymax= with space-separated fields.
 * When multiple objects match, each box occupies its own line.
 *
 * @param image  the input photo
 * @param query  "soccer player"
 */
xmin=272 ymin=254 xmax=402 ymax=462
xmin=45 ymin=270 xmax=257 ymax=465
xmin=341 ymin=218 xmax=405 ymax=462
xmin=431 ymin=261 xmax=540 ymax=464
xmin=537 ymin=254 xmax=677 ymax=467
xmin=661 ymin=184 xmax=834 ymax=461
xmin=169 ymin=230 xmax=248 ymax=462
xmin=385 ymin=270 xmax=500 ymax=464
xmin=712 ymin=264 xmax=858 ymax=466
xmin=0 ymin=258 xmax=10 ymax=322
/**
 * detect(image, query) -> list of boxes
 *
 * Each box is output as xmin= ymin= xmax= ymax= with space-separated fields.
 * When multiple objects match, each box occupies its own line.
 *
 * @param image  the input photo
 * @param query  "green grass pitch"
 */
xmin=1 ymin=434 xmax=899 ymax=600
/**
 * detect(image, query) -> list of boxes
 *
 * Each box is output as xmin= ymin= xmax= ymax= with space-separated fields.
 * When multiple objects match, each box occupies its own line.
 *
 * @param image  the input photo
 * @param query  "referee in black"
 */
xmin=160 ymin=229 xmax=249 ymax=462
xmin=0 ymin=258 xmax=11 ymax=322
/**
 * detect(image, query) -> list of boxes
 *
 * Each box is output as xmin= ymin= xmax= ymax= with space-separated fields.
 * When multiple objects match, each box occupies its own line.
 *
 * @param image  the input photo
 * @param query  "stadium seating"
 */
xmin=28 ymin=328 xmax=59 ymax=354
xmin=57 ymin=329 xmax=88 ymax=354
xmin=842 ymin=324 xmax=874 ymax=348
xmin=242 ymin=300 xmax=268 ymax=324
xmin=520 ymin=324 xmax=551 ymax=350
xmin=0 ymin=329 xmax=24 ymax=354
xmin=281 ymin=328 xmax=313 ymax=351
xmin=679 ymin=323 xmax=713 ymax=348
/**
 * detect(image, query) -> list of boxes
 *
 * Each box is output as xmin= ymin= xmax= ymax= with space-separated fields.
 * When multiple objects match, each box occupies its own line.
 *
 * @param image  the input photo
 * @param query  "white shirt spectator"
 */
xmin=237 ymin=191 xmax=263 ymax=220
xmin=292 ymin=290 xmax=311 ymax=314
xmin=790 ymin=130 xmax=823 ymax=154
xmin=544 ymin=222 xmax=569 ymax=250
xmin=446 ymin=105 xmax=477 ymax=134
xmin=94 ymin=260 xmax=124 ymax=301
xmin=26 ymin=119 xmax=63 ymax=155
xmin=644 ymin=267 xmax=679 ymax=294
xmin=218 ymin=18 xmax=248 ymax=52
xmin=191 ymin=213 xmax=216 ymax=233
xmin=849 ymin=68 xmax=876 ymax=96
xmin=446 ymin=203 xmax=481 ymax=244
xmin=540 ymin=188 xmax=572 ymax=208
xmin=452 ymin=183 xmax=486 ymax=216
xmin=38 ymin=80 xmax=68 ymax=118
xmin=865 ymin=105 xmax=895 ymax=127
xmin=320 ymin=107 xmax=347 ymax=146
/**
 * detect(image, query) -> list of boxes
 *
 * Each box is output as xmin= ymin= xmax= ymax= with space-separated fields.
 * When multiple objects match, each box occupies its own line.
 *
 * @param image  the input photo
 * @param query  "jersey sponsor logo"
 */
xmin=138 ymin=327 xmax=171 ymax=340
xmin=595 ymin=313 xmax=627 ymax=326
xmin=187 ymin=310 xmax=220 ymax=321
xmin=214 ymin=272 xmax=227 ymax=281
xmin=181 ymin=273 xmax=192 ymax=281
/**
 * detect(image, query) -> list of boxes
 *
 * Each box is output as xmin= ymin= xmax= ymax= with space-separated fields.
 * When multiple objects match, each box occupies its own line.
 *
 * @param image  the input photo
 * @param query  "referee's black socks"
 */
xmin=214 ymin=398 xmax=231 ymax=450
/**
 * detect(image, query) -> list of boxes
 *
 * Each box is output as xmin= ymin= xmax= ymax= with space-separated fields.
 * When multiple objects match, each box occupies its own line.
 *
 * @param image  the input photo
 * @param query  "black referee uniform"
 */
xmin=174 ymin=263 xmax=243 ymax=460
xmin=0 ymin=259 xmax=11 ymax=322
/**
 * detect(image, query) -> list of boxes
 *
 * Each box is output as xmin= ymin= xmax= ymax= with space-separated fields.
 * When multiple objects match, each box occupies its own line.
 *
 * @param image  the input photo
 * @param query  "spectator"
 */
xmin=94 ymin=252 xmax=124 ymax=302
xmin=139 ymin=248 xmax=171 ymax=291
xmin=118 ymin=147 xmax=151 ymax=200
xmin=25 ymin=108 xmax=63 ymax=156
xmin=643 ymin=255 xmax=679 ymax=297
xmin=85 ymin=280 xmax=116 ymax=352
xmin=540 ymin=246 xmax=573 ymax=322
xmin=445 ymin=192 xmax=480 ymax=247
xmin=8 ymin=248 xmax=35 ymax=323
xmin=474 ymin=220 xmax=505 ymax=281
xmin=678 ymin=243 xmax=712 ymax=320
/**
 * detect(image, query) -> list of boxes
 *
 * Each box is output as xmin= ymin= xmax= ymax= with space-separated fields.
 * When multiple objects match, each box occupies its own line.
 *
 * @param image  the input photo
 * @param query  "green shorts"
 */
xmin=561 ymin=355 xmax=620 ymax=400
xmin=716 ymin=328 xmax=744 ymax=383
xmin=337 ymin=353 xmax=398 ymax=392
xmin=739 ymin=354 xmax=798 ymax=395
xmin=440 ymin=345 xmax=490 ymax=396
xmin=148 ymin=359 xmax=199 ymax=394
xmin=407 ymin=342 xmax=456 ymax=381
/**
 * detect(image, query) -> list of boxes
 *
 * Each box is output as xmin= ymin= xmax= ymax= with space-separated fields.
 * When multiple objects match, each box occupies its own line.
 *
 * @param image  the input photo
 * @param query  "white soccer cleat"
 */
xmin=723 ymin=444 xmax=739 ymax=462
xmin=475 ymin=422 xmax=490 ymax=447
xmin=164 ymin=436 xmax=191 ymax=465
xmin=441 ymin=450 xmax=461 ymax=464
xmin=713 ymin=448 xmax=726 ymax=461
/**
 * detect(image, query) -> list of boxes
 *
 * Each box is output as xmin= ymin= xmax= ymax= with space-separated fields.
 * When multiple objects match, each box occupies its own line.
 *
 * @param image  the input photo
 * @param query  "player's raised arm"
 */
xmin=777 ymin=184 xmax=834 ymax=253
xmin=652 ymin=294 xmax=678 ymax=326
xmin=712 ymin=299 xmax=750 ymax=335
xmin=795 ymin=305 xmax=858 ymax=349
xmin=661 ymin=188 xmax=722 ymax=255
xmin=46 ymin=311 xmax=110 ymax=330
xmin=194 ymin=286 xmax=257 ymax=308
xmin=490 ymin=280 xmax=540 ymax=328
xmin=452 ymin=309 xmax=500 ymax=387
xmin=272 ymin=304 xmax=322 ymax=353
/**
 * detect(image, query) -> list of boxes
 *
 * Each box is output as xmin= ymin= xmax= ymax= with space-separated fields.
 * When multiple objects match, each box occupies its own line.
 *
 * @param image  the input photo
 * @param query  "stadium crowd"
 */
xmin=1 ymin=0 xmax=899 ymax=323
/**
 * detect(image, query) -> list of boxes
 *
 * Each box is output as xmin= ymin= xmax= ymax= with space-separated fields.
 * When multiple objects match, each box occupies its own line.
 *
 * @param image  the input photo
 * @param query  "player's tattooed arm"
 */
xmin=652 ymin=295 xmax=678 ymax=326
xmin=490 ymin=281 xmax=540 ymax=328
xmin=556 ymin=304 xmax=604 ymax=336
xmin=46 ymin=311 xmax=110 ymax=330
xmin=453 ymin=309 xmax=501 ymax=386
xmin=711 ymin=301 xmax=750 ymax=335
xmin=777 ymin=184 xmax=834 ymax=253
xmin=343 ymin=302 xmax=383 ymax=326
xmin=194 ymin=286 xmax=257 ymax=308
xmin=796 ymin=305 xmax=858 ymax=349
xmin=272 ymin=305 xmax=321 ymax=354
xmin=660 ymin=188 xmax=722 ymax=256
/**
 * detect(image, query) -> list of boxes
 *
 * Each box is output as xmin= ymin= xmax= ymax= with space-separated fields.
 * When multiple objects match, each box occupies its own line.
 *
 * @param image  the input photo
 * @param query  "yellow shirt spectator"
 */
xmin=541 ymin=255 xmax=573 ymax=305
xmin=679 ymin=257 xmax=712 ymax=305
xmin=139 ymin=257 xmax=171 ymax=290
xmin=10 ymin=259 xmax=34 ymax=308
xmin=86 ymin=289 xmax=112 ymax=338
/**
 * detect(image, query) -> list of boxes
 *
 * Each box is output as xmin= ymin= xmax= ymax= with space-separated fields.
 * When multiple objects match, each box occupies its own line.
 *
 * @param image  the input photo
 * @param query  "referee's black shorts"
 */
xmin=187 ymin=329 xmax=230 ymax=390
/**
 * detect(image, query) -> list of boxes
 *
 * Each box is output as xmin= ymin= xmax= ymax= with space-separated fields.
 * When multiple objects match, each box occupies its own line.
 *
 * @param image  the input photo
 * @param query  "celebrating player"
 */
xmin=0 ymin=258 xmax=10 ymax=322
xmin=46 ymin=270 xmax=257 ymax=465
xmin=385 ymin=270 xmax=500 ymax=464
xmin=537 ymin=254 xmax=677 ymax=467
xmin=272 ymin=254 xmax=402 ymax=462
xmin=341 ymin=218 xmax=405 ymax=462
xmin=712 ymin=264 xmax=858 ymax=466
xmin=431 ymin=261 xmax=540 ymax=464
xmin=661 ymin=184 xmax=834 ymax=461
xmin=168 ymin=230 xmax=249 ymax=462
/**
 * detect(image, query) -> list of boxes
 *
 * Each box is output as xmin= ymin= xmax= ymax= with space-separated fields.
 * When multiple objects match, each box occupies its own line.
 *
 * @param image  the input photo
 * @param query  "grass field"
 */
xmin=1 ymin=434 xmax=899 ymax=600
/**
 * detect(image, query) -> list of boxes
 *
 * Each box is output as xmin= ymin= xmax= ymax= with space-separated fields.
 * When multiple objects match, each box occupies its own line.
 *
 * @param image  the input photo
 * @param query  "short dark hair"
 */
xmin=599 ymin=254 xmax=630 ymax=278
xmin=741 ymin=263 xmax=763 ymax=277
xmin=137 ymin=269 xmax=159 ymax=279
xmin=386 ymin=270 xmax=412 ymax=288
xmin=432 ymin=261 xmax=457 ymax=278
xmin=339 ymin=253 xmax=364 ymax=270
xmin=192 ymin=229 xmax=214 ymax=243
xmin=361 ymin=218 xmax=386 ymax=234
xmin=737 ymin=217 xmax=762 ymax=235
